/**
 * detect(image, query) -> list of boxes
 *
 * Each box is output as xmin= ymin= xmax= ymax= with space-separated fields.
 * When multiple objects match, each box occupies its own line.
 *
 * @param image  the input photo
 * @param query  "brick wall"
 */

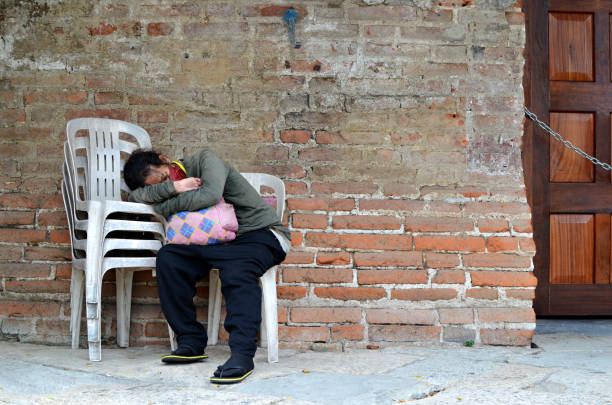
xmin=0 ymin=0 xmax=535 ymax=349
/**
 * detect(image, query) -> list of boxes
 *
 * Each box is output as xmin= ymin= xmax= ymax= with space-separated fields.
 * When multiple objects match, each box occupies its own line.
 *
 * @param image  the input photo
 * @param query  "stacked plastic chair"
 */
xmin=62 ymin=118 xmax=165 ymax=361
xmin=167 ymin=173 xmax=285 ymax=363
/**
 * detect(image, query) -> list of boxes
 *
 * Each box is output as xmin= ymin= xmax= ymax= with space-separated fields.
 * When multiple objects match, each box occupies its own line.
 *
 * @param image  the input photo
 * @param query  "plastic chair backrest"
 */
xmin=240 ymin=173 xmax=285 ymax=220
xmin=66 ymin=118 xmax=152 ymax=202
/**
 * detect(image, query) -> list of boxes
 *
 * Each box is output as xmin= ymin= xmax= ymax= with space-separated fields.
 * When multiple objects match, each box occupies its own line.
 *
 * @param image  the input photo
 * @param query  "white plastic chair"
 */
xmin=63 ymin=118 xmax=165 ymax=361
xmin=168 ymin=173 xmax=285 ymax=363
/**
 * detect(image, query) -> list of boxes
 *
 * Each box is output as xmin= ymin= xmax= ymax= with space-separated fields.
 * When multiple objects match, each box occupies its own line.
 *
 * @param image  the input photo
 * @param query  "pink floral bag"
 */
xmin=165 ymin=198 xmax=239 ymax=245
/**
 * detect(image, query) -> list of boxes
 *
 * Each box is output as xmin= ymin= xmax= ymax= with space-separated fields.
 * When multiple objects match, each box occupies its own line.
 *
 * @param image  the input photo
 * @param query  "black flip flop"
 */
xmin=161 ymin=346 xmax=208 ymax=364
xmin=210 ymin=367 xmax=253 ymax=384
xmin=210 ymin=353 xmax=254 ymax=384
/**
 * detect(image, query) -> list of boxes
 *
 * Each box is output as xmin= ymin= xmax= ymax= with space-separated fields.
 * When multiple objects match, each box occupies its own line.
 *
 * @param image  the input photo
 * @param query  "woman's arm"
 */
xmin=150 ymin=151 xmax=229 ymax=218
xmin=128 ymin=181 xmax=177 ymax=204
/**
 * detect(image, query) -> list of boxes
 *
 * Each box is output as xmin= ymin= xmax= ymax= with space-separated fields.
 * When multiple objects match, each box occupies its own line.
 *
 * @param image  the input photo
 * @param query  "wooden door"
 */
xmin=525 ymin=0 xmax=612 ymax=315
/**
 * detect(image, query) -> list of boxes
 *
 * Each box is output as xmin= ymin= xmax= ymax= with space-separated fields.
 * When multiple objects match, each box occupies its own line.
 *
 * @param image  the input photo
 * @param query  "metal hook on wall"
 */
xmin=283 ymin=9 xmax=301 ymax=49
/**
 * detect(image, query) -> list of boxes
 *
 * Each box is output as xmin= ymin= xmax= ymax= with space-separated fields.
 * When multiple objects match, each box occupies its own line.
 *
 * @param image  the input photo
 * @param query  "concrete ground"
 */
xmin=1 ymin=319 xmax=611 ymax=405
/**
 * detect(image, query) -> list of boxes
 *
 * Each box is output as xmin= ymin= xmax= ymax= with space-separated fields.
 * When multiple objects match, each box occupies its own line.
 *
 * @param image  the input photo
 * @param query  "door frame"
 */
xmin=523 ymin=0 xmax=612 ymax=316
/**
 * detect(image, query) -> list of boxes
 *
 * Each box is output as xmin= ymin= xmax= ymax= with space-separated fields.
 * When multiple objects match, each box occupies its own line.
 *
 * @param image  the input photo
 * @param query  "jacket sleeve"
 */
xmin=150 ymin=151 xmax=229 ymax=218
xmin=128 ymin=181 xmax=177 ymax=204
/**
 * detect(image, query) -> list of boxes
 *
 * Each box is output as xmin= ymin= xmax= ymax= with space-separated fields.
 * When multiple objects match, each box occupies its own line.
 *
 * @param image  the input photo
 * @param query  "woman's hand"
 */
xmin=174 ymin=177 xmax=202 ymax=193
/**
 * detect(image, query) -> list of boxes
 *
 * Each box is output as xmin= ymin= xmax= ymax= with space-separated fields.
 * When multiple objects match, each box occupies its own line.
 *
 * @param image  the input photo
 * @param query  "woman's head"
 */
xmin=123 ymin=149 xmax=171 ymax=190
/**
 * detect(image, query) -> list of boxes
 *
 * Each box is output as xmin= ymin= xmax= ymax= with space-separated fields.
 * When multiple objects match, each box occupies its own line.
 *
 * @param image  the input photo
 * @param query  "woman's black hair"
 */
xmin=123 ymin=149 xmax=166 ymax=190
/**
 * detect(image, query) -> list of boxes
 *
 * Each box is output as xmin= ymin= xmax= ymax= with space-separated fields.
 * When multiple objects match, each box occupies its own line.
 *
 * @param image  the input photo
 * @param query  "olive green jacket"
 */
xmin=128 ymin=149 xmax=290 ymax=239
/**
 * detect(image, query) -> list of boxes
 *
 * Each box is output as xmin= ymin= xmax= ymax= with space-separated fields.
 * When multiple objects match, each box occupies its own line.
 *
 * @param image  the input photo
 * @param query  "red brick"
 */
xmin=49 ymin=230 xmax=70 ymax=244
xmin=505 ymin=289 xmax=535 ymax=300
xmin=382 ymin=183 xmax=419 ymax=197
xmin=145 ymin=322 xmax=170 ymax=338
xmin=347 ymin=5 xmax=416 ymax=21
xmin=332 ymin=215 xmax=401 ymax=230
xmin=87 ymin=75 xmax=124 ymax=89
xmin=281 ymin=130 xmax=311 ymax=144
xmin=24 ymin=246 xmax=71 ymax=261
xmin=0 ymin=193 xmax=63 ymax=210
xmin=35 ymin=319 xmax=70 ymax=336
xmin=279 ymin=326 xmax=328 ymax=342
xmin=312 ymin=182 xmax=378 ymax=195
xmin=314 ymin=287 xmax=386 ymax=301
xmin=277 ymin=286 xmax=307 ymax=300
xmin=284 ymin=181 xmax=307 ymax=195
xmin=432 ymin=270 xmax=465 ymax=284
xmin=466 ymin=288 xmax=498 ymax=300
xmin=299 ymin=148 xmax=341 ymax=162
xmin=464 ymin=202 xmax=530 ymax=215
xmin=88 ymin=22 xmax=117 ymax=36
xmin=439 ymin=308 xmax=473 ymax=324
xmin=291 ymin=307 xmax=361 ymax=323
xmin=464 ymin=254 xmax=532 ymax=269
xmin=480 ymin=329 xmax=533 ymax=346
xmin=505 ymin=11 xmax=524 ymax=25
xmin=66 ymin=109 xmax=129 ymax=121
xmin=94 ymin=92 xmax=123 ymax=105
xmin=425 ymin=253 xmax=460 ymax=268
xmin=257 ymin=145 xmax=289 ymax=161
xmin=278 ymin=307 xmax=288 ymax=323
xmin=366 ymin=308 xmax=436 ymax=325
xmin=290 ymin=232 xmax=303 ymax=247
xmin=487 ymin=237 xmax=519 ymax=252
xmin=0 ymin=263 xmax=51 ymax=278
xmin=359 ymin=199 xmax=426 ymax=212
xmin=331 ymin=324 xmax=364 ymax=341
xmin=282 ymin=251 xmax=314 ymax=265
xmin=147 ymin=22 xmax=174 ymax=36
xmin=56 ymin=263 xmax=73 ymax=279
xmin=0 ymin=246 xmax=22 ymax=261
xmin=288 ymin=198 xmax=354 ymax=211
xmin=392 ymin=288 xmax=457 ymax=301
xmin=0 ymin=229 xmax=46 ymax=243
xmin=369 ymin=325 xmax=440 ymax=342
xmin=470 ymin=270 xmax=537 ymax=287
xmin=141 ymin=3 xmax=200 ymax=17
xmin=316 ymin=252 xmax=351 ymax=266
xmin=305 ymin=233 xmax=341 ymax=248
xmin=0 ymin=300 xmax=60 ymax=317
xmin=415 ymin=236 xmax=484 ymax=252
xmin=0 ymin=211 xmax=35 ymax=226
xmin=283 ymin=267 xmax=352 ymax=283
xmin=354 ymin=251 xmax=422 ymax=267
xmin=315 ymin=131 xmax=381 ymax=145
xmin=519 ymin=238 xmax=536 ymax=253
xmin=478 ymin=307 xmax=535 ymax=323
xmin=512 ymin=219 xmax=533 ymax=233
xmin=405 ymin=217 xmax=473 ymax=232
xmin=0 ymin=109 xmax=25 ymax=121
xmin=341 ymin=234 xmax=412 ymax=251
xmin=292 ymin=214 xmax=327 ymax=229
xmin=0 ymin=127 xmax=53 ymax=141
xmin=478 ymin=218 xmax=509 ymax=233
xmin=357 ymin=270 xmax=427 ymax=285
xmin=4 ymin=280 xmax=69 ymax=293
xmin=137 ymin=111 xmax=168 ymax=124
xmin=37 ymin=212 xmax=67 ymax=227
xmin=25 ymin=91 xmax=88 ymax=105
xmin=242 ymin=5 xmax=308 ymax=19
xmin=183 ymin=22 xmax=249 ymax=38
xmin=423 ymin=9 xmax=453 ymax=22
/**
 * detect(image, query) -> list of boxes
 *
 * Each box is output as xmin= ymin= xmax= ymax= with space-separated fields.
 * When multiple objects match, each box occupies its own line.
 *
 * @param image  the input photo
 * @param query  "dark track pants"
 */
xmin=155 ymin=228 xmax=286 ymax=357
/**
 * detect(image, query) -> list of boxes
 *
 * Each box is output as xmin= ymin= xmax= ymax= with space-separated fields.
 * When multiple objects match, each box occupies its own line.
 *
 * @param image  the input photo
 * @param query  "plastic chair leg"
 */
xmin=70 ymin=268 xmax=84 ymax=349
xmin=84 ymin=201 xmax=104 ymax=361
xmin=168 ymin=325 xmax=177 ymax=351
xmin=207 ymin=269 xmax=222 ymax=346
xmin=116 ymin=269 xmax=133 ymax=348
xmin=261 ymin=267 xmax=278 ymax=363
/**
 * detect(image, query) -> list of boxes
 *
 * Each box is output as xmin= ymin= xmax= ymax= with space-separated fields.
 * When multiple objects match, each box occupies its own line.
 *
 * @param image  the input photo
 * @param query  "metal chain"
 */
xmin=524 ymin=107 xmax=612 ymax=171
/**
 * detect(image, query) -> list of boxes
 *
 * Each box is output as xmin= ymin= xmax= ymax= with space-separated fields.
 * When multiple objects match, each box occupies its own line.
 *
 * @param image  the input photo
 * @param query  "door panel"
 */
xmin=549 ymin=12 xmax=594 ymax=81
xmin=549 ymin=214 xmax=594 ymax=284
xmin=549 ymin=112 xmax=594 ymax=182
xmin=525 ymin=0 xmax=612 ymax=315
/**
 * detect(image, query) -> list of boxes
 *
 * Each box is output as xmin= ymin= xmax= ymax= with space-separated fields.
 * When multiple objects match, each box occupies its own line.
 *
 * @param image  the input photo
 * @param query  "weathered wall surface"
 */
xmin=0 ymin=0 xmax=535 ymax=349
